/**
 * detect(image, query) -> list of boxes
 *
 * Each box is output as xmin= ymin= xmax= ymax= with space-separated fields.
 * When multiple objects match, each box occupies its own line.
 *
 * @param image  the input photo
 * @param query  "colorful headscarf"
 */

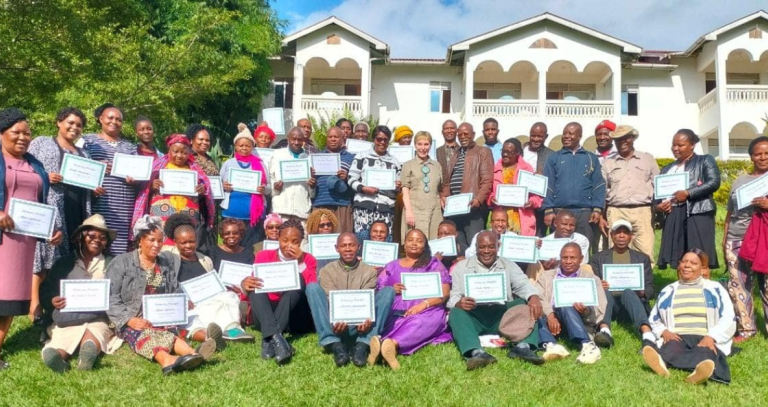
xmin=394 ymin=125 xmax=414 ymax=142
xmin=263 ymin=213 xmax=283 ymax=230
xmin=253 ymin=125 xmax=276 ymax=142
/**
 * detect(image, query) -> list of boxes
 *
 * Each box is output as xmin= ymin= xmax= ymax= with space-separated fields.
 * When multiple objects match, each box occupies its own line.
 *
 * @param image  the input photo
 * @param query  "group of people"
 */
xmin=0 ymin=104 xmax=764 ymax=386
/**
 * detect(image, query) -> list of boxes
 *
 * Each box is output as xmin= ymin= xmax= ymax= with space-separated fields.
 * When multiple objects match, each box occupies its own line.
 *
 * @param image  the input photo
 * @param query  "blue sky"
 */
xmin=271 ymin=0 xmax=767 ymax=58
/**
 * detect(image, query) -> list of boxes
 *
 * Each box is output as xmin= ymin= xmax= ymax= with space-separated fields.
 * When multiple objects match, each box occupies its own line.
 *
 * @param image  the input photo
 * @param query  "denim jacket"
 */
xmin=0 ymin=152 xmax=50 ymax=244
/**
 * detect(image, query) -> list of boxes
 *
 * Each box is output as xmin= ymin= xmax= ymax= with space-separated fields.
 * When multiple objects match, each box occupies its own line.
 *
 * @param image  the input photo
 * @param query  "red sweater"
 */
xmin=739 ymin=210 xmax=768 ymax=273
xmin=254 ymin=249 xmax=317 ymax=301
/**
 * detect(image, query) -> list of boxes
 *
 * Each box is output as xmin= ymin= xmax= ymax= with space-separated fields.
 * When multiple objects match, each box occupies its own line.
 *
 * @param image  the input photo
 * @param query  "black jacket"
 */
xmin=589 ymin=248 xmax=654 ymax=300
xmin=656 ymin=154 xmax=720 ymax=215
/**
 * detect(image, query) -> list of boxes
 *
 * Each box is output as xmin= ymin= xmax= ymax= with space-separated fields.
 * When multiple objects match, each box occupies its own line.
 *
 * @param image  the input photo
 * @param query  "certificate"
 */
xmin=388 ymin=146 xmax=414 ymax=164
xmin=253 ymin=260 xmax=301 ymax=293
xmin=495 ymin=185 xmax=528 ymax=207
xmin=444 ymin=193 xmax=473 ymax=217
xmin=329 ymin=289 xmax=375 ymax=324
xmin=465 ymin=273 xmax=507 ymax=303
xmin=401 ymin=272 xmax=442 ymax=300
xmin=60 ymin=279 xmax=110 ymax=313
xmin=263 ymin=240 xmax=280 ymax=251
xmin=537 ymin=238 xmax=570 ymax=261
xmin=180 ymin=272 xmax=226 ymax=305
xmin=364 ymin=168 xmax=397 ymax=190
xmin=310 ymin=153 xmax=341 ymax=176
xmin=159 ymin=169 xmax=198 ymax=196
xmin=428 ymin=236 xmax=457 ymax=256
xmin=603 ymin=264 xmax=645 ymax=291
xmin=60 ymin=154 xmax=106 ymax=190
xmin=279 ymin=159 xmax=311 ymax=182
xmin=346 ymin=139 xmax=373 ymax=154
xmin=111 ymin=153 xmax=153 ymax=180
xmin=361 ymin=240 xmax=399 ymax=267
xmin=308 ymin=233 xmax=340 ymax=260
xmin=229 ymin=168 xmax=262 ymax=194
xmin=516 ymin=170 xmax=548 ymax=197
xmin=553 ymin=278 xmax=599 ymax=307
xmin=735 ymin=173 xmax=768 ymax=210
xmin=8 ymin=198 xmax=56 ymax=239
xmin=142 ymin=294 xmax=188 ymax=326
xmin=208 ymin=176 xmax=225 ymax=200
xmin=254 ymin=148 xmax=274 ymax=164
xmin=217 ymin=260 xmax=254 ymax=287
xmin=262 ymin=108 xmax=285 ymax=135
xmin=654 ymin=172 xmax=689 ymax=200
xmin=499 ymin=235 xmax=538 ymax=263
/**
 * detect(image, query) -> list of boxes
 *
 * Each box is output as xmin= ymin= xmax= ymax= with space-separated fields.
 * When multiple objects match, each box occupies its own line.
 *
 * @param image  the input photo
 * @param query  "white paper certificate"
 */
xmin=229 ymin=168 xmax=262 ymax=194
xmin=499 ymin=235 xmax=538 ymax=263
xmin=465 ymin=273 xmax=507 ymax=303
xmin=603 ymin=264 xmax=645 ymax=291
xmin=361 ymin=240 xmax=399 ymax=267
xmin=262 ymin=108 xmax=285 ymax=135
xmin=253 ymin=260 xmax=301 ymax=293
xmin=736 ymin=173 xmax=768 ymax=210
xmin=60 ymin=279 xmax=110 ymax=313
xmin=496 ymin=185 xmax=528 ymax=207
xmin=388 ymin=146 xmax=414 ymax=164
xmin=428 ymin=236 xmax=457 ymax=256
xmin=254 ymin=148 xmax=275 ymax=164
xmin=180 ymin=272 xmax=226 ymax=305
xmin=279 ymin=159 xmax=311 ymax=182
xmin=444 ymin=193 xmax=473 ymax=217
xmin=654 ymin=172 xmax=689 ymax=200
xmin=308 ymin=233 xmax=340 ymax=260
xmin=553 ymin=278 xmax=599 ymax=307
xmin=364 ymin=168 xmax=397 ymax=190
xmin=159 ymin=169 xmax=198 ymax=196
xmin=346 ymin=139 xmax=373 ymax=154
xmin=142 ymin=294 xmax=188 ymax=326
xmin=537 ymin=238 xmax=570 ymax=261
xmin=311 ymin=153 xmax=341 ymax=176
xmin=263 ymin=240 xmax=280 ymax=251
xmin=8 ymin=198 xmax=56 ymax=239
xmin=60 ymin=154 xmax=106 ymax=190
xmin=401 ymin=272 xmax=442 ymax=300
xmin=329 ymin=289 xmax=375 ymax=324
xmin=208 ymin=176 xmax=224 ymax=200
xmin=516 ymin=170 xmax=548 ymax=197
xmin=218 ymin=260 xmax=254 ymax=287
xmin=111 ymin=153 xmax=153 ymax=180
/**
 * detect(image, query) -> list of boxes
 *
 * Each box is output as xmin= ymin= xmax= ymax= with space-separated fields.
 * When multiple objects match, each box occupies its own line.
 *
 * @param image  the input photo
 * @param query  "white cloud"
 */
xmin=287 ymin=0 xmax=768 ymax=57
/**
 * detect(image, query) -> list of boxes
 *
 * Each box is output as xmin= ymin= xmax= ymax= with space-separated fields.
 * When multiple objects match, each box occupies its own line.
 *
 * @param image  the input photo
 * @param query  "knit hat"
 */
xmin=393 ymin=125 xmax=414 ymax=143
xmin=233 ymin=123 xmax=255 ymax=146
xmin=595 ymin=120 xmax=616 ymax=134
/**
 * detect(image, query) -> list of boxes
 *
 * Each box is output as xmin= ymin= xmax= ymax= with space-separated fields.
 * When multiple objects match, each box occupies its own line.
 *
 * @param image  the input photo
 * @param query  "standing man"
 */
xmin=523 ymin=122 xmax=555 ymax=236
xmin=441 ymin=122 xmax=494 ymax=255
xmin=482 ymin=118 xmax=502 ymax=162
xmin=594 ymin=120 xmax=617 ymax=163
xmin=600 ymin=125 xmax=659 ymax=265
xmin=543 ymin=122 xmax=605 ymax=254
xmin=436 ymin=119 xmax=458 ymax=171
xmin=312 ymin=126 xmax=355 ymax=232
xmin=273 ymin=118 xmax=319 ymax=153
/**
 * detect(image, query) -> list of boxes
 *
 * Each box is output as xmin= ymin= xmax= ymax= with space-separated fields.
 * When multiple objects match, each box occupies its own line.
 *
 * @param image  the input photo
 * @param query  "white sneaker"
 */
xmin=576 ymin=342 xmax=601 ymax=364
xmin=542 ymin=343 xmax=571 ymax=361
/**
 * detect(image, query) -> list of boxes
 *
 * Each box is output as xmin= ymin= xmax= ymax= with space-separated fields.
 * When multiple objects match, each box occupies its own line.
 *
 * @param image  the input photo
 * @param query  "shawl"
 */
xmin=233 ymin=152 xmax=267 ymax=226
xmin=738 ymin=209 xmax=768 ymax=273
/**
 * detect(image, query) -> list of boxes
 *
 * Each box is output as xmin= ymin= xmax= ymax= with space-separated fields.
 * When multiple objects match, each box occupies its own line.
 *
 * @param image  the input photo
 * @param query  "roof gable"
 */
xmin=684 ymin=10 xmax=768 ymax=55
xmin=283 ymin=16 xmax=389 ymax=53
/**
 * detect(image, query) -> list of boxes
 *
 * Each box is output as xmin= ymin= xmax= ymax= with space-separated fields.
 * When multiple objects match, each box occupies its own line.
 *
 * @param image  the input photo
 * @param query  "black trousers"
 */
xmin=453 ymin=205 xmax=489 ymax=257
xmin=602 ymin=289 xmax=650 ymax=333
xmin=249 ymin=279 xmax=306 ymax=338
xmin=658 ymin=335 xmax=731 ymax=384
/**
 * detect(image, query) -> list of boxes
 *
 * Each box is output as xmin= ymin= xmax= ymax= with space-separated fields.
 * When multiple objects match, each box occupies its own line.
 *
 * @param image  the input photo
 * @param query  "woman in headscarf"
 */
xmin=254 ymin=213 xmax=283 ymax=253
xmin=254 ymin=124 xmax=276 ymax=149
xmin=393 ymin=125 xmax=413 ymax=146
xmin=185 ymin=123 xmax=218 ymax=177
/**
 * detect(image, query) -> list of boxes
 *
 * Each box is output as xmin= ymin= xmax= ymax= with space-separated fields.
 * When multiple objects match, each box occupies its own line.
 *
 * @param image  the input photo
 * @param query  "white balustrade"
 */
xmin=472 ymin=100 xmax=539 ymax=118
xmin=726 ymin=85 xmax=768 ymax=103
xmin=697 ymin=89 xmax=717 ymax=114
xmin=544 ymin=101 xmax=614 ymax=118
xmin=301 ymin=95 xmax=362 ymax=114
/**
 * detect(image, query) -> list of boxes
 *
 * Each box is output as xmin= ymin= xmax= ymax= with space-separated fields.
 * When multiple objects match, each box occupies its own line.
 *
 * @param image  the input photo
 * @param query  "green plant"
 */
xmin=307 ymin=107 xmax=379 ymax=150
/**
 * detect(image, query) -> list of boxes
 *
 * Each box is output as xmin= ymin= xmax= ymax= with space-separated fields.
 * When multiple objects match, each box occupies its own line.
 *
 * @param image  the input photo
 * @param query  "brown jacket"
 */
xmin=536 ymin=267 xmax=607 ymax=330
xmin=440 ymin=142 xmax=494 ymax=203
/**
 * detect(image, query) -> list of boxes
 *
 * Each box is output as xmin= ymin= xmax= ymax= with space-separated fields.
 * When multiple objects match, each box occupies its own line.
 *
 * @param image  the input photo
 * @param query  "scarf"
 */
xmin=502 ymin=166 xmax=522 ymax=234
xmin=234 ymin=152 xmax=267 ymax=227
xmin=738 ymin=209 xmax=768 ymax=273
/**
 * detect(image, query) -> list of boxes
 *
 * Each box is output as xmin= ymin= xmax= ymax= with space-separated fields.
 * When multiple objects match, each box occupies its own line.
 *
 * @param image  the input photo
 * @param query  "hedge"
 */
xmin=655 ymin=158 xmax=752 ymax=207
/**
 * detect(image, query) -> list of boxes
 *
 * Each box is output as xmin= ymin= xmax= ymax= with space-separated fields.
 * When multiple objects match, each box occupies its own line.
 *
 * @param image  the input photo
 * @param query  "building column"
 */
xmin=611 ymin=62 xmax=621 ymax=123
xmin=538 ymin=68 xmax=547 ymax=123
xmin=360 ymin=58 xmax=371 ymax=116
xmin=714 ymin=48 xmax=729 ymax=160
xmin=293 ymin=61 xmax=305 ymax=123
xmin=464 ymin=61 xmax=475 ymax=124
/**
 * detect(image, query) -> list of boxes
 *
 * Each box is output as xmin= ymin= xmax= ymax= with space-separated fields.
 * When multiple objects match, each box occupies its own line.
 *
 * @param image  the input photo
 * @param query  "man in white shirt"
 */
xmin=465 ymin=207 xmax=517 ymax=258
xmin=526 ymin=209 xmax=591 ymax=282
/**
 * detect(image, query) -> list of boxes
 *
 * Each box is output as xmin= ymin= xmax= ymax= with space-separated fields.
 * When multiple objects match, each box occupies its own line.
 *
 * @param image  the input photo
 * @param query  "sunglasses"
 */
xmin=85 ymin=232 xmax=108 ymax=243
xmin=266 ymin=224 xmax=281 ymax=230
xmin=318 ymin=222 xmax=333 ymax=229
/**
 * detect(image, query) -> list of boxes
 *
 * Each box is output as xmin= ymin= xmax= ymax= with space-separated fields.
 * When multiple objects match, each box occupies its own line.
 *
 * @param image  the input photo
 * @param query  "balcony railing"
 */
xmin=698 ymin=89 xmax=717 ymax=114
xmin=472 ymin=100 xmax=539 ymax=118
xmin=545 ymin=101 xmax=614 ymax=118
xmin=301 ymin=95 xmax=362 ymax=114
xmin=471 ymin=100 xmax=615 ymax=119
xmin=726 ymin=85 xmax=768 ymax=103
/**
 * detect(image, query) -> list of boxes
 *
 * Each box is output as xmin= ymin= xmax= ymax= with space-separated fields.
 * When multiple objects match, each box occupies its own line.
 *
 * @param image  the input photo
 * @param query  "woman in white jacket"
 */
xmin=642 ymin=249 xmax=736 ymax=385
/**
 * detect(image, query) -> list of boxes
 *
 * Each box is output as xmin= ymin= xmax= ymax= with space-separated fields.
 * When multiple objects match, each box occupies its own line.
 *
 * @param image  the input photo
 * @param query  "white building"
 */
xmin=267 ymin=11 xmax=768 ymax=159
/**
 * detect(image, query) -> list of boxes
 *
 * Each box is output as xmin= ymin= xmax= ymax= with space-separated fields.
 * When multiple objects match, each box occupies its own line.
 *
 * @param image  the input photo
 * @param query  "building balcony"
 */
xmin=472 ymin=99 xmax=539 ymax=118
xmin=471 ymin=99 xmax=614 ymax=120
xmin=726 ymin=85 xmax=768 ymax=103
xmin=300 ymin=95 xmax=363 ymax=118
xmin=544 ymin=100 xmax=614 ymax=118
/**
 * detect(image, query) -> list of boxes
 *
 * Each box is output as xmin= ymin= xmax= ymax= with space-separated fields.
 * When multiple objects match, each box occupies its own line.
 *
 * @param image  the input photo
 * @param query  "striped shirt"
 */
xmin=671 ymin=282 xmax=708 ymax=335
xmin=450 ymin=148 xmax=466 ymax=195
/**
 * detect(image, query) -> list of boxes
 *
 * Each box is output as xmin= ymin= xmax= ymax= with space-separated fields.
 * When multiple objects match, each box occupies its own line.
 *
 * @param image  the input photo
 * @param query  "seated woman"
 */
xmin=241 ymin=220 xmax=317 ymax=365
xmin=304 ymin=208 xmax=340 ymax=270
xmin=254 ymin=213 xmax=283 ymax=253
xmin=375 ymin=229 xmax=451 ymax=370
xmin=643 ymin=250 xmax=736 ymax=385
xmin=211 ymin=218 xmax=255 ymax=270
xmin=106 ymin=215 xmax=215 ymax=376
xmin=39 ymin=215 xmax=120 ymax=373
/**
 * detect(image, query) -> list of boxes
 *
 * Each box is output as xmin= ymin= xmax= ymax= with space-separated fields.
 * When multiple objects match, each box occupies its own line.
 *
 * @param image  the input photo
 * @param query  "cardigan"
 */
xmin=0 ymin=151 xmax=50 ymax=244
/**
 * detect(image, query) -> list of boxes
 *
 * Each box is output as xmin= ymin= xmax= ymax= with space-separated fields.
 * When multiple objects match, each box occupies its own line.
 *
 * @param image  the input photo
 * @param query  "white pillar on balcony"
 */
xmin=538 ymin=69 xmax=547 ymax=123
xmin=714 ymin=48 xmax=729 ymax=160
xmin=293 ymin=61 xmax=305 ymax=123
xmin=464 ymin=61 xmax=475 ymax=124
xmin=361 ymin=59 xmax=371 ymax=117
xmin=611 ymin=62 xmax=621 ymax=123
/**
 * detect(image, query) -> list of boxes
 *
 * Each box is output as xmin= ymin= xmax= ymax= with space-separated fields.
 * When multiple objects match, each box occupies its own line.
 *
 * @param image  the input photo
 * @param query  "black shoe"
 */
xmin=261 ymin=338 xmax=275 ymax=360
xmin=351 ymin=342 xmax=370 ymax=367
xmin=594 ymin=331 xmax=614 ymax=349
xmin=507 ymin=346 xmax=545 ymax=365
xmin=465 ymin=351 xmax=497 ymax=371
xmin=639 ymin=339 xmax=657 ymax=355
xmin=272 ymin=333 xmax=293 ymax=365
xmin=162 ymin=354 xmax=204 ymax=376
xmin=330 ymin=343 xmax=349 ymax=367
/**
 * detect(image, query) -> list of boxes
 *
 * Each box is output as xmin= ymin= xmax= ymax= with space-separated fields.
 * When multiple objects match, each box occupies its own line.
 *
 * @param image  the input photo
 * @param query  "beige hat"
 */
xmin=233 ymin=123 xmax=255 ymax=146
xmin=609 ymin=125 xmax=639 ymax=139
xmin=72 ymin=214 xmax=117 ymax=241
xmin=498 ymin=304 xmax=535 ymax=342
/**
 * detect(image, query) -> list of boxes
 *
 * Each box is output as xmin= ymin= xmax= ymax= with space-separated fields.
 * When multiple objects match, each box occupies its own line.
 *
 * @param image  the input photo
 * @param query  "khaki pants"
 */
xmin=606 ymin=206 xmax=655 ymax=266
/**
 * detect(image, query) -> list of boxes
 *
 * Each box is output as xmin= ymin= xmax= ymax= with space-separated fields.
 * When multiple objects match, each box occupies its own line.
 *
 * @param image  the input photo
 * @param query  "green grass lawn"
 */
xmin=2 ymin=230 xmax=767 ymax=405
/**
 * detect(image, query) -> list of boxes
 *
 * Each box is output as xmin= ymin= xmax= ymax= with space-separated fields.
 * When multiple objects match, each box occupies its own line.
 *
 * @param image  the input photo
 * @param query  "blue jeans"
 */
xmin=305 ymin=283 xmax=395 ymax=347
xmin=537 ymin=307 xmax=591 ymax=346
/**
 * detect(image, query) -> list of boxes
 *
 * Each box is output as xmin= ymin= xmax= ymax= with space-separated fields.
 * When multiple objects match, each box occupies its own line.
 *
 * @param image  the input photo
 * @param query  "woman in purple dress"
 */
xmin=376 ymin=228 xmax=451 ymax=370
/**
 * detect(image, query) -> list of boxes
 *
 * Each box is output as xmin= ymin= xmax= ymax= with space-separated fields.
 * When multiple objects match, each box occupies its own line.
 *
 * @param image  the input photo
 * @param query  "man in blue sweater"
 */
xmin=542 ymin=122 xmax=605 ymax=254
xmin=312 ymin=127 xmax=355 ymax=231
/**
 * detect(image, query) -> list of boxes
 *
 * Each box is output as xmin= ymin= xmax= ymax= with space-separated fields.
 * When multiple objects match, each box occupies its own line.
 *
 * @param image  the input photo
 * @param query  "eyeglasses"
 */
xmin=266 ymin=224 xmax=281 ymax=230
xmin=421 ymin=164 xmax=431 ymax=193
xmin=318 ymin=222 xmax=333 ymax=229
xmin=501 ymin=150 xmax=519 ymax=157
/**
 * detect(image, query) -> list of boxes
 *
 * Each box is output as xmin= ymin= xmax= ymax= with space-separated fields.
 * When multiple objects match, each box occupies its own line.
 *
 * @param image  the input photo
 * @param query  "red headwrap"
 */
xmin=253 ymin=126 xmax=276 ymax=142
xmin=165 ymin=133 xmax=191 ymax=147
xmin=595 ymin=120 xmax=616 ymax=134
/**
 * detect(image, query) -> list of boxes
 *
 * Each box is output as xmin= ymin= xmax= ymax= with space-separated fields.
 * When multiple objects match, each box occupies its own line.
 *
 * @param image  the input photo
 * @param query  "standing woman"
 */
xmin=401 ymin=131 xmax=443 ymax=240
xmin=134 ymin=116 xmax=162 ymax=158
xmin=254 ymin=125 xmax=276 ymax=149
xmin=656 ymin=130 xmax=721 ymax=270
xmin=0 ymin=109 xmax=60 ymax=370
xmin=336 ymin=118 xmax=353 ymax=144
xmin=185 ymin=123 xmax=219 ymax=177
xmin=348 ymin=125 xmax=401 ymax=243
xmin=487 ymin=138 xmax=542 ymax=236
xmin=82 ymin=103 xmax=137 ymax=254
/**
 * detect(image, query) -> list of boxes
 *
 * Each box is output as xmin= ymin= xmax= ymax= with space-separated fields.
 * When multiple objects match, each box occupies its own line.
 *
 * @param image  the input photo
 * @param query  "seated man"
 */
xmin=434 ymin=219 xmax=465 ymax=271
xmin=464 ymin=207 xmax=518 ymax=258
xmin=527 ymin=209 xmax=591 ymax=282
xmin=448 ymin=231 xmax=544 ymax=370
xmin=536 ymin=243 xmax=607 ymax=364
xmin=306 ymin=233 xmax=395 ymax=367
xmin=589 ymin=220 xmax=655 ymax=348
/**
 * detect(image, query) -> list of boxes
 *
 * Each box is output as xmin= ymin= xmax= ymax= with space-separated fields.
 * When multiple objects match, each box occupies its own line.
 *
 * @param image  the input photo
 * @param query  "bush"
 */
xmin=308 ymin=108 xmax=379 ymax=150
xmin=655 ymin=158 xmax=752 ymax=207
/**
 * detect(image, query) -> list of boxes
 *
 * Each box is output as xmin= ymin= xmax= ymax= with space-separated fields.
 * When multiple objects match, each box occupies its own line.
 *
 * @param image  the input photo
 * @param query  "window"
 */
xmin=430 ymin=82 xmax=451 ymax=113
xmin=621 ymin=85 xmax=638 ymax=116
xmin=545 ymin=84 xmax=595 ymax=100
xmin=273 ymin=79 xmax=293 ymax=109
